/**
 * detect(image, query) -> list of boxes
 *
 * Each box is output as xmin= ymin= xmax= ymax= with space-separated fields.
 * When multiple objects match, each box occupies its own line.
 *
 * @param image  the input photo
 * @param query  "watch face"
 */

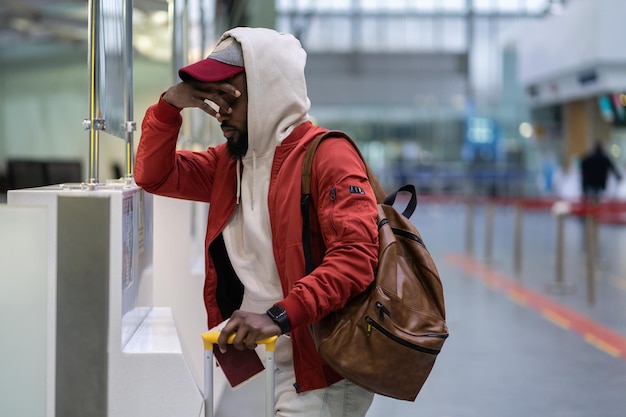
xmin=268 ymin=305 xmax=285 ymax=319
xmin=267 ymin=304 xmax=290 ymax=334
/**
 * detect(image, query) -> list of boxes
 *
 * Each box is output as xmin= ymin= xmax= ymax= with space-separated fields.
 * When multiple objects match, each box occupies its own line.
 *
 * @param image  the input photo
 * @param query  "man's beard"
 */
xmin=226 ymin=130 xmax=249 ymax=159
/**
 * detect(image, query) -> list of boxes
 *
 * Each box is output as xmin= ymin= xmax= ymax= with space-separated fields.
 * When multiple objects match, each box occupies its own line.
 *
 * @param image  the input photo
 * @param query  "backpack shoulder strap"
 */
xmin=301 ymin=130 xmax=386 ymax=203
xmin=300 ymin=130 xmax=387 ymax=275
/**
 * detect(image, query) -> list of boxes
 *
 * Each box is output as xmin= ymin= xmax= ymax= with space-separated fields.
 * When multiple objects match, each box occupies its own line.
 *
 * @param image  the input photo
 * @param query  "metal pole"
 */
xmin=265 ymin=349 xmax=275 ymax=417
xmin=514 ymin=202 xmax=523 ymax=276
xmin=124 ymin=0 xmax=135 ymax=179
xmin=593 ymin=205 xmax=600 ymax=263
xmin=466 ymin=197 xmax=474 ymax=256
xmin=484 ymin=199 xmax=494 ymax=263
xmin=204 ymin=348 xmax=213 ymax=417
xmin=86 ymin=0 xmax=103 ymax=187
xmin=585 ymin=212 xmax=596 ymax=305
xmin=555 ymin=213 xmax=564 ymax=287
xmin=171 ymin=0 xmax=187 ymax=83
xmin=547 ymin=201 xmax=575 ymax=294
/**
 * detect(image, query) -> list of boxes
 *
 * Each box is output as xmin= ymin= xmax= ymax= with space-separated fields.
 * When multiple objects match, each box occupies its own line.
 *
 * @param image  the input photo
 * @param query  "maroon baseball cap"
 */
xmin=178 ymin=37 xmax=244 ymax=82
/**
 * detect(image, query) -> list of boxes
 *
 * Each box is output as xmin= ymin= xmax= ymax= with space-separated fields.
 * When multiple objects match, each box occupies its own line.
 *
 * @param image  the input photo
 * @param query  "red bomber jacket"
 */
xmin=135 ymin=97 xmax=379 ymax=393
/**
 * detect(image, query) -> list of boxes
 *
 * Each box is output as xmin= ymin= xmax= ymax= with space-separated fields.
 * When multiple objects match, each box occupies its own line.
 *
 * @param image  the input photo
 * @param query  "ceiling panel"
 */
xmin=0 ymin=0 xmax=169 ymax=60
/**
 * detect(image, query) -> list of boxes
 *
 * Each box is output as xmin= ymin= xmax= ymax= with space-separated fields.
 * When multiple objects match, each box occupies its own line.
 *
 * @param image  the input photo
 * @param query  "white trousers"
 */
xmin=273 ymin=336 xmax=374 ymax=417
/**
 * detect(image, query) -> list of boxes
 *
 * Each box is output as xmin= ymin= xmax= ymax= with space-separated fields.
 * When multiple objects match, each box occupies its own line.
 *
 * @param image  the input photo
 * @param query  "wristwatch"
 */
xmin=266 ymin=304 xmax=291 ymax=334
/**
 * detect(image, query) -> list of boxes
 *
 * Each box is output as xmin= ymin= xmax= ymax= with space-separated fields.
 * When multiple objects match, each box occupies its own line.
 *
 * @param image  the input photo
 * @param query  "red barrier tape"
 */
xmin=415 ymin=194 xmax=626 ymax=225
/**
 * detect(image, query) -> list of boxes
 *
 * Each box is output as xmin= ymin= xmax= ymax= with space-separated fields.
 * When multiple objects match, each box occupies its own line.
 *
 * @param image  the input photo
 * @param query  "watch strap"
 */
xmin=266 ymin=304 xmax=291 ymax=334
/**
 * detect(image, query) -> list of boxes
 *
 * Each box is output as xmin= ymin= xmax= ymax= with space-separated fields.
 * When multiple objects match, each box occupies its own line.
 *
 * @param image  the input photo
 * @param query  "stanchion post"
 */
xmin=585 ymin=210 xmax=597 ymax=305
xmin=593 ymin=204 xmax=600 ymax=263
xmin=484 ymin=198 xmax=494 ymax=263
xmin=465 ymin=197 xmax=474 ymax=256
xmin=548 ymin=200 xmax=575 ymax=294
xmin=514 ymin=202 xmax=523 ymax=276
xmin=555 ymin=212 xmax=564 ymax=287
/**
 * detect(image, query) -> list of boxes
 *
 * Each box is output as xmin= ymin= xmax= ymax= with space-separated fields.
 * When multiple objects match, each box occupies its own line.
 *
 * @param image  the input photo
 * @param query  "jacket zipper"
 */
xmin=365 ymin=316 xmax=446 ymax=355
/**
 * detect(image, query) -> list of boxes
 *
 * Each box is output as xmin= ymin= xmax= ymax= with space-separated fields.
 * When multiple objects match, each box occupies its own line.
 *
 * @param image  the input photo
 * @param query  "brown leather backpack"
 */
xmin=301 ymin=131 xmax=449 ymax=401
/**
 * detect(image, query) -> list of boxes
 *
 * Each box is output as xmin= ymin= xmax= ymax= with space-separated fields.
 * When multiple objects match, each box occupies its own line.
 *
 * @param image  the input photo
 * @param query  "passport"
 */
xmin=213 ymin=345 xmax=265 ymax=388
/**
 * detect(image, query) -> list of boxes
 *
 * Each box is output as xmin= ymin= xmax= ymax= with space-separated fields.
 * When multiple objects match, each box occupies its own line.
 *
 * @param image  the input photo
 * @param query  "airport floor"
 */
xmin=216 ymin=201 xmax=626 ymax=417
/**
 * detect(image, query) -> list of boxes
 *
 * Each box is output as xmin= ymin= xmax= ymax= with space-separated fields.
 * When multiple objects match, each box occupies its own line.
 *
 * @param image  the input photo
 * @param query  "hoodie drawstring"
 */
xmin=235 ymin=151 xmax=257 ymax=208
xmin=236 ymin=159 xmax=241 ymax=205
xmin=251 ymin=150 xmax=257 ymax=210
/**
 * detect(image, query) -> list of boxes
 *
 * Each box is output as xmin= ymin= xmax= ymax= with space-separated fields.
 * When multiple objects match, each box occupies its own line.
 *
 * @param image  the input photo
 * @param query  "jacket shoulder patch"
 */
xmin=349 ymin=185 xmax=365 ymax=195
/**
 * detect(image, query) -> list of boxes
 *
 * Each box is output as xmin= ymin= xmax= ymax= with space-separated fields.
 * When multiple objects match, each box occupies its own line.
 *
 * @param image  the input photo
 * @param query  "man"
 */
xmin=135 ymin=27 xmax=378 ymax=416
xmin=580 ymin=141 xmax=622 ymax=202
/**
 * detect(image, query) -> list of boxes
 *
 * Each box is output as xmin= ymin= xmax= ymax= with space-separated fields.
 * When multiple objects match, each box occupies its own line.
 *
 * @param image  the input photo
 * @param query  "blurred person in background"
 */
xmin=580 ymin=141 xmax=622 ymax=203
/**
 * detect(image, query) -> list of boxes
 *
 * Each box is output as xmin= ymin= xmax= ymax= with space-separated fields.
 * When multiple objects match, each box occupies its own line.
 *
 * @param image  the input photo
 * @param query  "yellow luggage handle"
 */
xmin=201 ymin=332 xmax=278 ymax=351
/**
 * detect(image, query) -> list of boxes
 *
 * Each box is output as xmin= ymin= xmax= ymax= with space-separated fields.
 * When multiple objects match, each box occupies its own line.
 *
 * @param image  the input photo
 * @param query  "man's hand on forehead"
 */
xmin=192 ymin=80 xmax=242 ymax=119
xmin=191 ymin=79 xmax=241 ymax=98
xmin=162 ymin=80 xmax=241 ymax=119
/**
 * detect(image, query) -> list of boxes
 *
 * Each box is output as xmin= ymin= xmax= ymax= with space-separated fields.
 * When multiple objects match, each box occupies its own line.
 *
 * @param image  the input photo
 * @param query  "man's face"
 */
xmin=219 ymin=73 xmax=248 ymax=158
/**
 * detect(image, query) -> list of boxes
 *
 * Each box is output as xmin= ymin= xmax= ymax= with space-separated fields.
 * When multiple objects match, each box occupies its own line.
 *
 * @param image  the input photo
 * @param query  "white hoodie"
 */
xmin=220 ymin=28 xmax=311 ymax=314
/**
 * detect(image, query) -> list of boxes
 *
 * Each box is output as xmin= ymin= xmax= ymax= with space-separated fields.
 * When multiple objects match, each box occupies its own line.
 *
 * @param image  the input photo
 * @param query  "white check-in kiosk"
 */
xmin=4 ymin=184 xmax=203 ymax=417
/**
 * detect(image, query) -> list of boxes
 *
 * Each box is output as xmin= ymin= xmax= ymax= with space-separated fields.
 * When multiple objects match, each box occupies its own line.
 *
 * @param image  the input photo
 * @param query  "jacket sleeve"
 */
xmin=134 ymin=96 xmax=220 ymax=203
xmin=280 ymin=138 xmax=379 ymax=327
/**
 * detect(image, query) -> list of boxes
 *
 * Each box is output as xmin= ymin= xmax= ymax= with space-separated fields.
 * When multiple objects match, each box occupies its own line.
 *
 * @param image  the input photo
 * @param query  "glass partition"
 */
xmin=86 ymin=0 xmax=133 ymax=184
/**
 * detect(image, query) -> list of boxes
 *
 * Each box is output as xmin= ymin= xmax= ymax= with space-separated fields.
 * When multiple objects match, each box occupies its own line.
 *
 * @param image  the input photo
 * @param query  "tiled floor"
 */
xmin=216 ymin=202 xmax=626 ymax=417
xmin=366 ymin=202 xmax=626 ymax=417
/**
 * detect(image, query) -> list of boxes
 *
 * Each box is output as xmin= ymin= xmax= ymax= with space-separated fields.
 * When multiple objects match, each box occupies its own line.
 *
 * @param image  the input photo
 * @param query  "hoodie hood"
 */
xmin=224 ymin=27 xmax=311 ymax=160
